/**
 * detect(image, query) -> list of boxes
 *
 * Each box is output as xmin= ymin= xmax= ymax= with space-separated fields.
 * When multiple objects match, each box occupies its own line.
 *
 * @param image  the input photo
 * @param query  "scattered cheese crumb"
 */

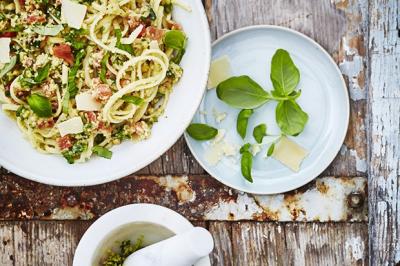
xmin=76 ymin=91 xmax=102 ymax=111
xmin=207 ymin=55 xmax=232 ymax=89
xmin=206 ymin=129 xmax=238 ymax=166
xmin=57 ymin=117 xmax=84 ymax=137
xmin=0 ymin=38 xmax=11 ymax=64
xmin=212 ymin=107 xmax=227 ymax=123
xmin=61 ymin=0 xmax=87 ymax=29
xmin=272 ymin=136 xmax=308 ymax=172
xmin=250 ymin=144 xmax=262 ymax=156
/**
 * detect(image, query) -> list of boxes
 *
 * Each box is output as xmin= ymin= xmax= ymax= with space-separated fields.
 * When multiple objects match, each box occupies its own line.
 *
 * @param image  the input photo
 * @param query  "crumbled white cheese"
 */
xmin=272 ymin=136 xmax=308 ymax=172
xmin=207 ymin=55 xmax=232 ymax=89
xmin=206 ymin=129 xmax=239 ymax=166
xmin=61 ymin=0 xmax=87 ymax=29
xmin=0 ymin=38 xmax=11 ymax=64
xmin=250 ymin=144 xmax=262 ymax=156
xmin=76 ymin=91 xmax=102 ymax=111
xmin=212 ymin=107 xmax=227 ymax=123
xmin=57 ymin=117 xmax=84 ymax=137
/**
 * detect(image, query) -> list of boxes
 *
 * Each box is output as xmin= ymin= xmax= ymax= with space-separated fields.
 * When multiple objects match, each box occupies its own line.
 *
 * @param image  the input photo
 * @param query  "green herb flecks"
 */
xmin=115 ymin=28 xmax=134 ymax=55
xmin=68 ymin=49 xmax=85 ymax=97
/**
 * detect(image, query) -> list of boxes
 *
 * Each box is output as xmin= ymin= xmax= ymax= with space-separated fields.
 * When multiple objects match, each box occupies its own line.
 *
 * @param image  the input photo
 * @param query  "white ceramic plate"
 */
xmin=0 ymin=0 xmax=211 ymax=186
xmin=185 ymin=25 xmax=349 ymax=194
xmin=73 ymin=204 xmax=211 ymax=266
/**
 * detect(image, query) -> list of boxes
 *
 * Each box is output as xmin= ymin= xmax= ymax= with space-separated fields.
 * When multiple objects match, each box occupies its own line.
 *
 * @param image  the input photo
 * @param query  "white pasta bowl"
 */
xmin=0 ymin=0 xmax=210 ymax=186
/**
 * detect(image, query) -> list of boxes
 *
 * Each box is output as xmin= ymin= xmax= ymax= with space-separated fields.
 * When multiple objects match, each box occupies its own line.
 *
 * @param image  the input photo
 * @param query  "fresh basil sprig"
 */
xmin=217 ymin=76 xmax=270 ymax=109
xmin=164 ymin=30 xmax=187 ymax=64
xmin=276 ymin=100 xmax=308 ymax=136
xmin=186 ymin=123 xmax=218 ymax=141
xmin=93 ymin=146 xmax=113 ymax=159
xmin=236 ymin=109 xmax=253 ymax=139
xmin=239 ymin=143 xmax=253 ymax=183
xmin=270 ymin=49 xmax=300 ymax=96
xmin=27 ymin=93 xmax=52 ymax=117
xmin=253 ymin=123 xmax=267 ymax=143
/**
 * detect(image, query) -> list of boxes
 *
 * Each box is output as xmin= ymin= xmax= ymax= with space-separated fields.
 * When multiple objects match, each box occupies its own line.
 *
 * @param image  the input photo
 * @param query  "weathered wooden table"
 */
xmin=0 ymin=0 xmax=398 ymax=265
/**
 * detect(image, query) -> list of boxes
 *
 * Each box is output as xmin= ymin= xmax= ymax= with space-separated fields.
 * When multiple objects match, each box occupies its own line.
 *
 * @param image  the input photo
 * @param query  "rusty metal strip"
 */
xmin=0 ymin=174 xmax=367 ymax=222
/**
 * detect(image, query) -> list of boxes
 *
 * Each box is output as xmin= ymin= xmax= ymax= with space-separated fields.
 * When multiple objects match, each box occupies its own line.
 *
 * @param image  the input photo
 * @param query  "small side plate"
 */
xmin=185 ymin=25 xmax=349 ymax=194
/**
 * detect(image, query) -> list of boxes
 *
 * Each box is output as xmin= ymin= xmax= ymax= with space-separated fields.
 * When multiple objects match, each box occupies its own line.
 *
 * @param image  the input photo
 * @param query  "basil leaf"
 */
xmin=237 ymin=109 xmax=253 ymax=139
xmin=240 ymin=143 xmax=251 ymax=154
xmin=93 ymin=146 xmax=113 ymax=159
xmin=276 ymin=100 xmax=308 ymax=136
xmin=100 ymin=52 xmax=109 ymax=83
xmin=115 ymin=29 xmax=134 ymax=55
xmin=27 ymin=93 xmax=52 ymax=117
xmin=270 ymin=49 xmax=300 ymax=96
xmin=241 ymin=151 xmax=253 ymax=183
xmin=122 ymin=95 xmax=144 ymax=105
xmin=164 ymin=30 xmax=187 ymax=64
xmin=186 ymin=123 xmax=218 ymax=141
xmin=216 ymin=76 xmax=270 ymax=109
xmin=68 ymin=49 xmax=85 ymax=97
xmin=0 ymin=56 xmax=16 ymax=79
xmin=34 ymin=63 xmax=51 ymax=83
xmin=165 ymin=30 xmax=186 ymax=50
xmin=253 ymin=123 xmax=267 ymax=143
xmin=267 ymin=143 xmax=275 ymax=157
xmin=33 ymin=24 xmax=64 ymax=36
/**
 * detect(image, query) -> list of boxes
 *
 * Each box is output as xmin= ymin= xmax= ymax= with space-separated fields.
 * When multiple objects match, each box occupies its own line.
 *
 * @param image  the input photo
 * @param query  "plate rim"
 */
xmin=184 ymin=25 xmax=350 ymax=195
xmin=0 ymin=0 xmax=211 ymax=187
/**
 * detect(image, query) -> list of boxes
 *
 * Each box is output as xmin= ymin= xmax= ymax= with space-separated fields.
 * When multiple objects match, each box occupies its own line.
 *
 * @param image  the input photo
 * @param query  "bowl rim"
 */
xmin=0 ymin=0 xmax=211 ymax=186
xmin=184 ymin=24 xmax=350 ymax=195
xmin=73 ymin=203 xmax=211 ymax=265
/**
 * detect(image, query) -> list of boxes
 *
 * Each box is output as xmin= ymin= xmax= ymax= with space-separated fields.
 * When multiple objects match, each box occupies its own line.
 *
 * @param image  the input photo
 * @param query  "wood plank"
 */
xmin=0 ymin=221 xmax=368 ymax=266
xmin=368 ymin=0 xmax=400 ymax=265
xmin=209 ymin=222 xmax=233 ymax=266
xmin=230 ymin=222 xmax=368 ymax=266
xmin=0 ymin=175 xmax=367 ymax=222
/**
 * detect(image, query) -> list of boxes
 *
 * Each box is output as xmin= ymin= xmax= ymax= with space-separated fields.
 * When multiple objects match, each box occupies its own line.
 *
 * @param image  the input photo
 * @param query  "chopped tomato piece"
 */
xmin=27 ymin=15 xmax=46 ymax=24
xmin=53 ymin=44 xmax=74 ymax=65
xmin=146 ymin=26 xmax=165 ymax=41
xmin=86 ymin=112 xmax=97 ymax=122
xmin=0 ymin=32 xmax=17 ymax=38
xmin=18 ymin=0 xmax=25 ymax=5
xmin=38 ymin=119 xmax=55 ymax=129
xmin=58 ymin=135 xmax=73 ymax=150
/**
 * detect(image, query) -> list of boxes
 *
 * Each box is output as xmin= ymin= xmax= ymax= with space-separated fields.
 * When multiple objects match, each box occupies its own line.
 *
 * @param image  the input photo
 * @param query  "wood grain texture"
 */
xmin=368 ymin=0 xmax=400 ymax=265
xmin=0 ymin=221 xmax=368 ymax=266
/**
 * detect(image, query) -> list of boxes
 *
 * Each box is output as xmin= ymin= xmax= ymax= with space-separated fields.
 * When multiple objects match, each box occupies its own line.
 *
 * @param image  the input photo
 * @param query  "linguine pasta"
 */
xmin=0 ymin=0 xmax=188 ymax=163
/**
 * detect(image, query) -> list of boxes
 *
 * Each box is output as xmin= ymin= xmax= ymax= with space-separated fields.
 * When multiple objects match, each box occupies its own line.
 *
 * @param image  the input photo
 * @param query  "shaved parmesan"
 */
xmin=272 ymin=136 xmax=308 ymax=172
xmin=122 ymin=25 xmax=145 ymax=44
xmin=206 ymin=129 xmax=238 ymax=165
xmin=61 ymin=0 xmax=87 ymax=29
xmin=0 ymin=38 xmax=11 ymax=64
xmin=57 ymin=117 xmax=84 ymax=137
xmin=212 ymin=107 xmax=227 ymax=123
xmin=76 ymin=92 xmax=102 ymax=111
xmin=208 ymin=55 xmax=231 ymax=89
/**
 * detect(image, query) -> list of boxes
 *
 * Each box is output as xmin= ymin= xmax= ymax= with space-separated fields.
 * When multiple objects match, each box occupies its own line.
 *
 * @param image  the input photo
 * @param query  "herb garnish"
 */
xmin=236 ymin=109 xmax=253 ymax=139
xmin=186 ymin=123 xmax=218 ymax=141
xmin=27 ymin=93 xmax=52 ymax=117
xmin=164 ymin=30 xmax=187 ymax=64
xmin=253 ymin=123 xmax=267 ymax=144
